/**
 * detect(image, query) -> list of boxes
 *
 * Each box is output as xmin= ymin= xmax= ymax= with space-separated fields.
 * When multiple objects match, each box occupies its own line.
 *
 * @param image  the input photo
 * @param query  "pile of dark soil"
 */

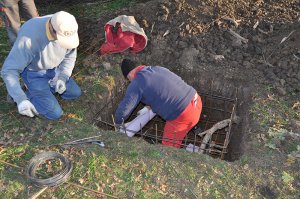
xmin=81 ymin=0 xmax=300 ymax=96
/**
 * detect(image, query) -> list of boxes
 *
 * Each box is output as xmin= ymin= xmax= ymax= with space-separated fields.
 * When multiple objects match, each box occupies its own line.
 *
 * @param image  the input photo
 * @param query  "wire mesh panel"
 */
xmin=94 ymin=83 xmax=237 ymax=160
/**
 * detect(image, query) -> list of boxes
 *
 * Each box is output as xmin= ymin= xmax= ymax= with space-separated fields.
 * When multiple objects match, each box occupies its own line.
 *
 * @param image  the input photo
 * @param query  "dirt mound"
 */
xmin=80 ymin=0 xmax=300 ymax=97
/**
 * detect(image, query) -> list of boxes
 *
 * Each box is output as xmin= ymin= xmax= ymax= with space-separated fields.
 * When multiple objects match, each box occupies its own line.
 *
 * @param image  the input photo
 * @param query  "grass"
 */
xmin=38 ymin=0 xmax=138 ymax=18
xmin=0 ymin=1 xmax=300 ymax=198
xmin=250 ymin=89 xmax=299 ymax=129
xmin=250 ymin=87 xmax=300 ymax=154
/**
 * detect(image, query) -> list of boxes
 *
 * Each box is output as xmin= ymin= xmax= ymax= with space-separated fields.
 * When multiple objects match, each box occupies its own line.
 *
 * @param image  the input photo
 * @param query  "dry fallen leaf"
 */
xmin=285 ymin=155 xmax=296 ymax=166
xmin=67 ymin=113 xmax=78 ymax=119
xmin=95 ymin=183 xmax=102 ymax=192
xmin=292 ymin=101 xmax=300 ymax=109
xmin=267 ymin=94 xmax=275 ymax=101
xmin=78 ymin=178 xmax=85 ymax=184
xmin=160 ymin=184 xmax=167 ymax=192
xmin=0 ymin=147 xmax=5 ymax=154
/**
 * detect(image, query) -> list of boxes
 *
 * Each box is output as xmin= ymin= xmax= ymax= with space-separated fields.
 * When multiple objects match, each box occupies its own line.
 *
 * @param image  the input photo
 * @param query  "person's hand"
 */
xmin=17 ymin=100 xmax=38 ymax=117
xmin=115 ymin=124 xmax=127 ymax=134
xmin=137 ymin=106 xmax=150 ymax=115
xmin=55 ymin=79 xmax=66 ymax=94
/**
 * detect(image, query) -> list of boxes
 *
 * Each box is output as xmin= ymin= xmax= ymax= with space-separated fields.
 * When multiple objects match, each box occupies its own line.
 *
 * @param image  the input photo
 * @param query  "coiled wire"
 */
xmin=26 ymin=151 xmax=73 ymax=187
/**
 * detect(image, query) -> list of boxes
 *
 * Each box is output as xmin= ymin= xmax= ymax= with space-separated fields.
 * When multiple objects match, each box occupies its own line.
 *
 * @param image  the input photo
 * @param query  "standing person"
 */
xmin=1 ymin=11 xmax=81 ymax=120
xmin=0 ymin=0 xmax=39 ymax=46
xmin=115 ymin=59 xmax=202 ymax=148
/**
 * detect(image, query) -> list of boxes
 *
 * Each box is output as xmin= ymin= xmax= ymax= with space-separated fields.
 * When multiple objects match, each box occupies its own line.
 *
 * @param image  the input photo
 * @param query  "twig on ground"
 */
xmin=258 ymin=24 xmax=274 ymax=35
xmin=258 ymin=28 xmax=269 ymax=35
xmin=150 ymin=22 xmax=155 ymax=34
xmin=280 ymin=30 xmax=295 ymax=44
xmin=67 ymin=182 xmax=118 ymax=198
xmin=29 ymin=187 xmax=48 ymax=199
xmin=111 ymin=115 xmax=117 ymax=131
xmin=213 ymin=55 xmax=225 ymax=61
xmin=229 ymin=29 xmax=248 ymax=43
xmin=178 ymin=22 xmax=185 ymax=28
xmin=293 ymin=54 xmax=300 ymax=60
xmin=0 ymin=160 xmax=22 ymax=169
xmin=264 ymin=61 xmax=275 ymax=67
xmin=262 ymin=54 xmax=275 ymax=67
xmin=222 ymin=16 xmax=240 ymax=27
xmin=253 ymin=21 xmax=259 ymax=29
xmin=163 ymin=30 xmax=170 ymax=37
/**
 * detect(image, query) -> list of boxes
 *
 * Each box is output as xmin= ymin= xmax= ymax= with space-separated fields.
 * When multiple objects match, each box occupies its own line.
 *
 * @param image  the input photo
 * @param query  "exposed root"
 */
xmin=222 ymin=16 xmax=240 ymax=27
xmin=198 ymin=116 xmax=239 ymax=154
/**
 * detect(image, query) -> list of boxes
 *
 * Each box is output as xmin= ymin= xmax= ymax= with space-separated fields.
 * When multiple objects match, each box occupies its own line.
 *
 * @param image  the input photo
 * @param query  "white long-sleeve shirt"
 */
xmin=1 ymin=15 xmax=77 ymax=104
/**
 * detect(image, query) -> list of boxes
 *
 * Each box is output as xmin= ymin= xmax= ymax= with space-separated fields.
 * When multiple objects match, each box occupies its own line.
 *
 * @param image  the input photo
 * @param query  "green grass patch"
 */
xmin=250 ymin=91 xmax=299 ymax=128
xmin=70 ymin=0 xmax=137 ymax=18
xmin=38 ymin=0 xmax=138 ymax=18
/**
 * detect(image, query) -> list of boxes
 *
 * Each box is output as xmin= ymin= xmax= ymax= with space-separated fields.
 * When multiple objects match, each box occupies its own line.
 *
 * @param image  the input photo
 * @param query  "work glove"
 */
xmin=55 ymin=79 xmax=66 ymax=94
xmin=17 ymin=100 xmax=38 ymax=117
xmin=115 ymin=123 xmax=127 ymax=134
xmin=137 ymin=106 xmax=150 ymax=115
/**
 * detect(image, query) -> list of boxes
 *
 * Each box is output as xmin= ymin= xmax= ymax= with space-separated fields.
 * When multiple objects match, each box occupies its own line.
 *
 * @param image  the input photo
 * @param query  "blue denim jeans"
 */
xmin=21 ymin=68 xmax=81 ymax=120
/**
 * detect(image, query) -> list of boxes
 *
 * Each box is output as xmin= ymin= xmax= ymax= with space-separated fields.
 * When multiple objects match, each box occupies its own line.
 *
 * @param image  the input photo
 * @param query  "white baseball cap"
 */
xmin=50 ymin=11 xmax=79 ymax=49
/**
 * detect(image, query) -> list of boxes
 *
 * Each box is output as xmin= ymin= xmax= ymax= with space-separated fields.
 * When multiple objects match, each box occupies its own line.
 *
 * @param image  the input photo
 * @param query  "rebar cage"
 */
xmin=93 ymin=80 xmax=237 ymax=160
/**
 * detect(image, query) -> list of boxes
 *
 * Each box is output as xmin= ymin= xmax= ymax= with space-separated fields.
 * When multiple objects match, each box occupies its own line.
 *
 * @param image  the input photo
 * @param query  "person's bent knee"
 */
xmin=72 ymin=87 xmax=81 ymax=98
xmin=63 ymin=87 xmax=81 ymax=100
xmin=62 ymin=78 xmax=82 ymax=100
xmin=43 ymin=107 xmax=63 ymax=120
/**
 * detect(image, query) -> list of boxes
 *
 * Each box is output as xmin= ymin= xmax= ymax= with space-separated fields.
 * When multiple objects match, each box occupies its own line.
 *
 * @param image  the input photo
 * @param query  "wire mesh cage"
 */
xmin=93 ymin=79 xmax=237 ymax=160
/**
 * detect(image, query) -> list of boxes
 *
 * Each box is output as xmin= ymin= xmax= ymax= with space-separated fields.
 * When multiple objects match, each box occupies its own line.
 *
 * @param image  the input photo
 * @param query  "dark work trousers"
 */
xmin=0 ymin=0 xmax=38 ymax=46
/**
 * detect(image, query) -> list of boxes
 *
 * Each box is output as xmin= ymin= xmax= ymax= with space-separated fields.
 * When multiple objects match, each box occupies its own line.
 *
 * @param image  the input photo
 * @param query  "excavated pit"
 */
xmin=93 ymin=69 xmax=251 ymax=161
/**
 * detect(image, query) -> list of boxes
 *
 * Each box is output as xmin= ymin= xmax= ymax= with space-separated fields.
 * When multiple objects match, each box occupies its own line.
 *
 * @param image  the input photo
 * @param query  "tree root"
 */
xmin=198 ymin=115 xmax=239 ymax=154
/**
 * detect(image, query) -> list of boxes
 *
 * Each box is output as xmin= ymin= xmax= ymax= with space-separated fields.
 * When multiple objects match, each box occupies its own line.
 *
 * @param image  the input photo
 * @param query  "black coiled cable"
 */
xmin=26 ymin=151 xmax=73 ymax=187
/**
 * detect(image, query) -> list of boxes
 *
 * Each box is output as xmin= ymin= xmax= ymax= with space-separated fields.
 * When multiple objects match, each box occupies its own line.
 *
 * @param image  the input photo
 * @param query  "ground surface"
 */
xmin=83 ymin=0 xmax=300 ymax=162
xmin=0 ymin=0 xmax=300 ymax=198
xmin=84 ymin=0 xmax=300 ymax=94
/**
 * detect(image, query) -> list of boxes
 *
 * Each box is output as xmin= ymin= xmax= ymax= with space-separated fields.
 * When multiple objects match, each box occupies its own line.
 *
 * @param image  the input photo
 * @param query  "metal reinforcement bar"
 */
xmin=94 ymin=86 xmax=237 ymax=160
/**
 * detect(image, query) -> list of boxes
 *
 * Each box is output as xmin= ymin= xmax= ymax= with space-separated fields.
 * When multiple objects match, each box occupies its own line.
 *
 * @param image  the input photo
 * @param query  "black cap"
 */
xmin=121 ymin=59 xmax=137 ymax=78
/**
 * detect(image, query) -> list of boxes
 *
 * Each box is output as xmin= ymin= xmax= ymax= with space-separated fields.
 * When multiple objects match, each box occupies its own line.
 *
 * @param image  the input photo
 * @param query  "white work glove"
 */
xmin=17 ymin=100 xmax=38 ymax=117
xmin=137 ymin=106 xmax=150 ymax=115
xmin=55 ymin=79 xmax=66 ymax=94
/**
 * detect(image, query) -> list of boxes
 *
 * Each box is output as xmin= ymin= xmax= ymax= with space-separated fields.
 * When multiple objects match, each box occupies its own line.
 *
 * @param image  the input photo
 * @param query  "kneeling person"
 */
xmin=115 ymin=59 xmax=202 ymax=148
xmin=1 ymin=11 xmax=81 ymax=120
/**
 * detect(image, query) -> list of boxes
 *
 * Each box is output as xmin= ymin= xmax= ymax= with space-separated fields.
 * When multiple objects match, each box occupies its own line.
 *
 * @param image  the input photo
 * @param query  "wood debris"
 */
xmin=163 ymin=30 xmax=170 ymax=37
xmin=293 ymin=54 xmax=300 ymax=60
xmin=150 ymin=22 xmax=155 ymax=34
xmin=222 ymin=16 xmax=240 ymax=27
xmin=229 ymin=29 xmax=248 ymax=43
xmin=258 ymin=24 xmax=273 ymax=35
xmin=280 ymin=30 xmax=295 ymax=44
xmin=253 ymin=21 xmax=259 ymax=29
xmin=179 ymin=22 xmax=185 ymax=28
xmin=213 ymin=55 xmax=225 ymax=61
